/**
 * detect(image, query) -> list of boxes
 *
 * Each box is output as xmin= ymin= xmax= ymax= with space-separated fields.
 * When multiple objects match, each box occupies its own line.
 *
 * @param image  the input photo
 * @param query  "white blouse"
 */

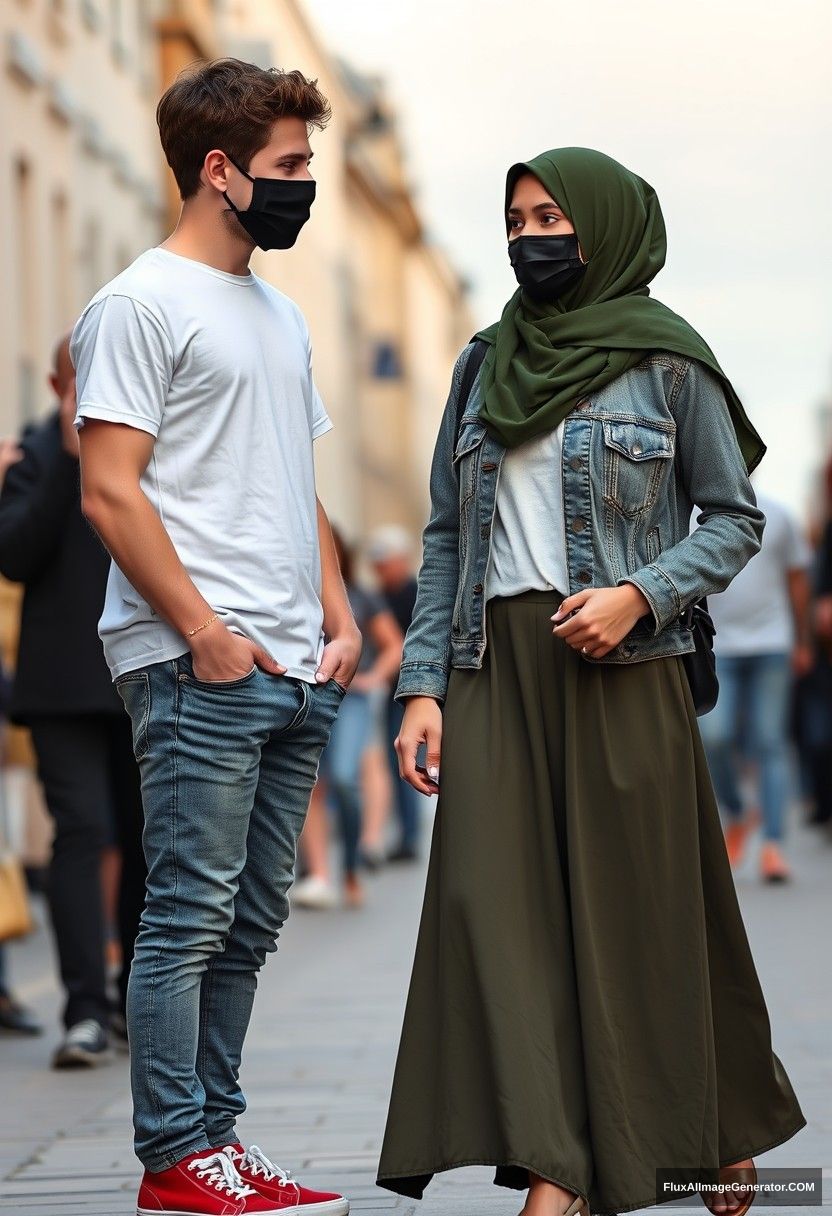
xmin=484 ymin=418 xmax=570 ymax=601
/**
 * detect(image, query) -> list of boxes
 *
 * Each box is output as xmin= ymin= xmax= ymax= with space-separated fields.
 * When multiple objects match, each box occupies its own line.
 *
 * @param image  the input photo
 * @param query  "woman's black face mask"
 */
xmin=508 ymin=233 xmax=586 ymax=302
xmin=223 ymin=156 xmax=316 ymax=251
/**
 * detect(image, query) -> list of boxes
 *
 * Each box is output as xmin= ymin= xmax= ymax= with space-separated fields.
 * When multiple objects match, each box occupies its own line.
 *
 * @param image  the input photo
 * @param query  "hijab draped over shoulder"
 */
xmin=474 ymin=146 xmax=765 ymax=473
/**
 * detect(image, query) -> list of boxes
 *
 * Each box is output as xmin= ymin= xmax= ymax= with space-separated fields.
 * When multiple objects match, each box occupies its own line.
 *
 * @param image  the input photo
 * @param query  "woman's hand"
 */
xmin=395 ymin=695 xmax=443 ymax=794
xmin=551 ymin=584 xmax=652 ymax=658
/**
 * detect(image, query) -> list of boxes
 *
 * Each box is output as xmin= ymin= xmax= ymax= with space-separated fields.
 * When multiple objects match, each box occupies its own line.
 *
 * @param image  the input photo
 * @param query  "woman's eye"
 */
xmin=541 ymin=213 xmax=561 ymax=224
xmin=509 ymin=219 xmax=523 ymax=230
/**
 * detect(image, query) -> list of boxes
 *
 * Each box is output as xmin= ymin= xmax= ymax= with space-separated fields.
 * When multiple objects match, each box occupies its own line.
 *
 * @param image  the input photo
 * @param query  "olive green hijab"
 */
xmin=475 ymin=147 xmax=765 ymax=473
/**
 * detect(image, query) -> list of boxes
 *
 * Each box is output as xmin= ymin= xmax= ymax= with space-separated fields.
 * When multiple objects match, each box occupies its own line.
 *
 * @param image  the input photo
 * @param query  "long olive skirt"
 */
xmin=376 ymin=589 xmax=806 ymax=1214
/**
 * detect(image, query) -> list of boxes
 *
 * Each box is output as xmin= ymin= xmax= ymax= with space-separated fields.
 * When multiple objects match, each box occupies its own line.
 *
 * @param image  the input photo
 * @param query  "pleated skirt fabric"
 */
xmin=376 ymin=589 xmax=806 ymax=1214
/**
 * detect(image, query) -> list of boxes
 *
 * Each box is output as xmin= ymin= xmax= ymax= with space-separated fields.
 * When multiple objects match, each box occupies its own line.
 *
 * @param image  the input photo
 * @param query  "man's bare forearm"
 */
xmin=316 ymin=495 xmax=357 ymax=639
xmin=84 ymin=487 xmax=213 ymax=639
xmin=787 ymin=567 xmax=812 ymax=648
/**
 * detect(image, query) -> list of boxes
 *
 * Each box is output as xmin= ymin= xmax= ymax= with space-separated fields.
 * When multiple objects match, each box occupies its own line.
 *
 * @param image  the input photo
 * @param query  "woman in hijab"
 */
xmin=375 ymin=149 xmax=806 ymax=1216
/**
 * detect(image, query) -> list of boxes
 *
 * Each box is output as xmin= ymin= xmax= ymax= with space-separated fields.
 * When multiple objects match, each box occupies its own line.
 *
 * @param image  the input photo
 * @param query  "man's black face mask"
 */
xmin=508 ymin=233 xmax=587 ymax=302
xmin=223 ymin=156 xmax=316 ymax=251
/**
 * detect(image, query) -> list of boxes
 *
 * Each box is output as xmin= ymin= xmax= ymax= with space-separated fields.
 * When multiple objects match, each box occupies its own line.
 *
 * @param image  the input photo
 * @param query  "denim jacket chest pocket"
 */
xmin=601 ymin=418 xmax=676 ymax=518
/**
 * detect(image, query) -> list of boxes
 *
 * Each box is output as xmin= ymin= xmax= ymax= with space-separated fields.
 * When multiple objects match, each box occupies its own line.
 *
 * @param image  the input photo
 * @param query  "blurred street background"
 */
xmin=1 ymin=0 xmax=832 ymax=1212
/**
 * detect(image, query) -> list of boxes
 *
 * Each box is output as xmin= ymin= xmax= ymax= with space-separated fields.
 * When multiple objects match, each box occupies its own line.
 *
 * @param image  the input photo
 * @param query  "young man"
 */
xmin=71 ymin=59 xmax=359 ymax=1216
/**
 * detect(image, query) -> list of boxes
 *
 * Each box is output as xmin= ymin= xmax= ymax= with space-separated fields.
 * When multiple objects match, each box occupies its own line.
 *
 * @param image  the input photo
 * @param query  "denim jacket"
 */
xmin=395 ymin=343 xmax=766 ymax=704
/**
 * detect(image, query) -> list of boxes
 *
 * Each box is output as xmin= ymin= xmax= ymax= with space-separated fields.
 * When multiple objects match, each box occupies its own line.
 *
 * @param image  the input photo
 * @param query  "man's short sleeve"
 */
xmin=303 ymin=321 xmax=332 ymax=441
xmin=71 ymin=294 xmax=174 ymax=437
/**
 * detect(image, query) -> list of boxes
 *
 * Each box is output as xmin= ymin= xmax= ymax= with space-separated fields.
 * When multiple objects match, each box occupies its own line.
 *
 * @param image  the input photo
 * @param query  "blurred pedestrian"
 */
xmin=697 ymin=487 xmax=813 ymax=880
xmin=72 ymin=58 xmax=354 ymax=1214
xmin=0 ymin=333 xmax=146 ymax=1066
xmin=800 ymin=504 xmax=832 ymax=826
xmin=295 ymin=527 xmax=403 ymax=908
xmin=377 ymin=147 xmax=805 ymax=1216
xmin=0 ymin=650 xmax=41 ymax=1037
xmin=367 ymin=525 xmax=426 ymax=861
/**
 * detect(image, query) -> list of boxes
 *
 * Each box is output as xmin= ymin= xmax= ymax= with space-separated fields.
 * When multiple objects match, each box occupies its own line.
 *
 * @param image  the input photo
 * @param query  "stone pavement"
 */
xmin=1 ymin=801 xmax=830 ymax=1215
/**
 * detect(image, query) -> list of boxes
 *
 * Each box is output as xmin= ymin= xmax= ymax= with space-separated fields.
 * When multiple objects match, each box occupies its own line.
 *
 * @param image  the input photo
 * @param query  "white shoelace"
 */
xmin=187 ymin=1152 xmax=258 ymax=1198
xmin=225 ymin=1144 xmax=294 ymax=1186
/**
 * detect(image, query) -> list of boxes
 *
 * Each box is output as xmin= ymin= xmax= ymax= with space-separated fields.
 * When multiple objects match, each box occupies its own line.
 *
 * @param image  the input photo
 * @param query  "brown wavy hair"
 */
xmin=157 ymin=58 xmax=331 ymax=200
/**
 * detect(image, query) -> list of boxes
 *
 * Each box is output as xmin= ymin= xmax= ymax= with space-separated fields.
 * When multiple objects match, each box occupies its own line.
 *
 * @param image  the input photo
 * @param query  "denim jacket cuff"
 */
xmin=616 ymin=565 xmax=681 ymax=636
xmin=394 ymin=661 xmax=449 ymax=706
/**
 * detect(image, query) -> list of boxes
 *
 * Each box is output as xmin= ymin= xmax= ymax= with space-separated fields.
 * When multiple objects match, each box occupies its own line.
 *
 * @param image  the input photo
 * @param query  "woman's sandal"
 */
xmin=520 ymin=1185 xmax=590 ymax=1216
xmin=562 ymin=1197 xmax=590 ymax=1216
xmin=702 ymin=1160 xmax=757 ymax=1216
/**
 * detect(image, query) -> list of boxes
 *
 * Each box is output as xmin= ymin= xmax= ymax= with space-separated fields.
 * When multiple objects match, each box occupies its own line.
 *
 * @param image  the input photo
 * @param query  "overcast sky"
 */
xmin=305 ymin=0 xmax=832 ymax=518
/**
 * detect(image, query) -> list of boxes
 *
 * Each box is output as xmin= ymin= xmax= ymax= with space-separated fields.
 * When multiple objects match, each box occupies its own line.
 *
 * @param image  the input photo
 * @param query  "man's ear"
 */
xmin=202 ymin=149 xmax=232 ymax=194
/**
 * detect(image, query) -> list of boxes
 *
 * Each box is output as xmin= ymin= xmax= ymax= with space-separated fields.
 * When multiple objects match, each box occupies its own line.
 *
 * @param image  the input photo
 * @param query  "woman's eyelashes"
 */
xmin=509 ymin=212 xmax=565 ymax=232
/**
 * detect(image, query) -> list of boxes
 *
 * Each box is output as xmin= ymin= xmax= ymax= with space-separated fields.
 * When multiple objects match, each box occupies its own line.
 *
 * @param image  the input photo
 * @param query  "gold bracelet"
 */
xmin=186 ymin=613 xmax=219 ymax=638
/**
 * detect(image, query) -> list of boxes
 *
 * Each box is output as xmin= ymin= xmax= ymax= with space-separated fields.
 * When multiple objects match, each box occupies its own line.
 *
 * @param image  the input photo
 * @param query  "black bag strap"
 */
xmin=454 ymin=338 xmax=489 ymax=441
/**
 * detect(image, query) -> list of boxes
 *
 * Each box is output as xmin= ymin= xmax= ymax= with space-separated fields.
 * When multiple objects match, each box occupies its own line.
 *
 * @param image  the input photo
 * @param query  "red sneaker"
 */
xmin=220 ymin=1144 xmax=349 ymax=1214
xmin=137 ymin=1148 xmax=286 ymax=1214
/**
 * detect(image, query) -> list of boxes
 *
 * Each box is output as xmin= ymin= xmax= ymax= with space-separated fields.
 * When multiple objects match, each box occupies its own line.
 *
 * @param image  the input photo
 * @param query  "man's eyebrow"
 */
xmin=277 ymin=151 xmax=313 ymax=163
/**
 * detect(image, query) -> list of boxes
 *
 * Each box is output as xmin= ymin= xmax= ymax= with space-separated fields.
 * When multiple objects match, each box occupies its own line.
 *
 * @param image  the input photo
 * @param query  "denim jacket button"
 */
xmin=569 ymin=456 xmax=583 ymax=471
xmin=631 ymin=443 xmax=643 ymax=455
xmin=571 ymin=517 xmax=586 ymax=533
xmin=473 ymin=583 xmax=483 ymax=594
xmin=577 ymin=570 xmax=591 ymax=584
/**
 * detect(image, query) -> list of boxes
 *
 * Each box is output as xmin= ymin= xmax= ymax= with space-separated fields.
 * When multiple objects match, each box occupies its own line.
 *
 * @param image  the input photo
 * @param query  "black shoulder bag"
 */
xmin=452 ymin=338 xmax=719 ymax=715
xmin=679 ymin=598 xmax=719 ymax=715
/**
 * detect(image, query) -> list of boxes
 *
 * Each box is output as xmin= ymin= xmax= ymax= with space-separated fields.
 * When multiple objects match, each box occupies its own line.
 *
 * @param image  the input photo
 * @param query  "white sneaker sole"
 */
xmin=137 ymin=1200 xmax=349 ymax=1216
xmin=281 ymin=1203 xmax=349 ymax=1215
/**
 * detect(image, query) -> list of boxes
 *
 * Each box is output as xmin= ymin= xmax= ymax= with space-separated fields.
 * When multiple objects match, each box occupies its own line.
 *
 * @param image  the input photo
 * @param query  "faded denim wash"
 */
xmin=116 ymin=649 xmax=345 ymax=1171
xmin=396 ymin=344 xmax=766 ymax=704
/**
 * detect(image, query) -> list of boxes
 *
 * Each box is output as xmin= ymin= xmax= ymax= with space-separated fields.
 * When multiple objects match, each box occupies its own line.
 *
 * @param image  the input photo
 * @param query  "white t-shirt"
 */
xmin=71 ymin=246 xmax=333 ymax=683
xmin=692 ymin=492 xmax=812 ymax=656
xmin=485 ymin=419 xmax=569 ymax=600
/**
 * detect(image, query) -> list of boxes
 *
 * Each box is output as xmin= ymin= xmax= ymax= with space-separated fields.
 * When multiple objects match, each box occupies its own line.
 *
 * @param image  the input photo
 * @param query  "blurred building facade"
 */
xmin=1 ymin=0 xmax=472 ymax=533
xmin=0 ymin=0 xmax=471 ymax=848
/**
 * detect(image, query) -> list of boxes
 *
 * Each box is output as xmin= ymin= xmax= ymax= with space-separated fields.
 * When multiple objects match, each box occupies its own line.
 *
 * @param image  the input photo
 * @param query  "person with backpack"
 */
xmin=375 ymin=148 xmax=806 ymax=1216
xmin=72 ymin=58 xmax=356 ymax=1216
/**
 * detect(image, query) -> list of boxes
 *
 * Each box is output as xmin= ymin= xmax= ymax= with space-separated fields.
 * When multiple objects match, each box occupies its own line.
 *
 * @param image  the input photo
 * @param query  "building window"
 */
xmin=372 ymin=340 xmax=403 ymax=380
xmin=81 ymin=217 xmax=102 ymax=301
xmin=51 ymin=192 xmax=73 ymax=336
xmin=14 ymin=159 xmax=39 ymax=425
xmin=110 ymin=0 xmax=128 ymax=65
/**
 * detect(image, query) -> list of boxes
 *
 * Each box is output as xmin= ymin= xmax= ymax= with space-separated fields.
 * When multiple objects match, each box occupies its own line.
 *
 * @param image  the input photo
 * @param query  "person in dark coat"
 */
xmin=0 ymin=646 xmax=42 ymax=1037
xmin=0 ymin=333 xmax=145 ymax=1067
